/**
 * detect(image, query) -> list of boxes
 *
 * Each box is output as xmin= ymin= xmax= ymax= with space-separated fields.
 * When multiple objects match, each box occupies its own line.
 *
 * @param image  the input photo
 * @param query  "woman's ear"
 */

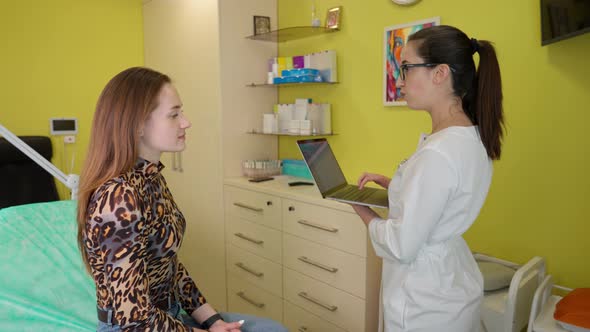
xmin=432 ymin=64 xmax=452 ymax=85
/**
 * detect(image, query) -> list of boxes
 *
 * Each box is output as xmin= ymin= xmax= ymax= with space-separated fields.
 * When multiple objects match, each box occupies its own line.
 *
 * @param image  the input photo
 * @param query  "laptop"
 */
xmin=297 ymin=138 xmax=389 ymax=208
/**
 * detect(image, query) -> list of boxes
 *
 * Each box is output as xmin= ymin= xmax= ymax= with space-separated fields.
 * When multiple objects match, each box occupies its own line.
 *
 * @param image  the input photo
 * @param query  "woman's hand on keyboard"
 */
xmin=357 ymin=172 xmax=391 ymax=190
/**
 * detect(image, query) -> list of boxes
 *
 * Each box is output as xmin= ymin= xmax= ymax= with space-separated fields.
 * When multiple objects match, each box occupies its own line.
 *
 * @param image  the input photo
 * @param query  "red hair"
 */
xmin=77 ymin=67 xmax=170 ymax=273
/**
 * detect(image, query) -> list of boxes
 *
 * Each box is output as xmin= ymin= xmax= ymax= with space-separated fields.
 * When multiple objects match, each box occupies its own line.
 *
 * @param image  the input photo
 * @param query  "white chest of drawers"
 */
xmin=224 ymin=176 xmax=381 ymax=332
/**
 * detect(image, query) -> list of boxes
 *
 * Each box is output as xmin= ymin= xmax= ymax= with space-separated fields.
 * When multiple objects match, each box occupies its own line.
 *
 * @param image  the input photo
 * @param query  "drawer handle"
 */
xmin=298 ymin=327 xmax=308 ymax=332
xmin=234 ymin=233 xmax=264 ymax=245
xmin=234 ymin=202 xmax=263 ymax=212
xmin=235 ymin=262 xmax=264 ymax=277
xmin=237 ymin=291 xmax=265 ymax=308
xmin=298 ymin=291 xmax=338 ymax=312
xmin=297 ymin=220 xmax=339 ymax=233
xmin=298 ymin=256 xmax=338 ymax=273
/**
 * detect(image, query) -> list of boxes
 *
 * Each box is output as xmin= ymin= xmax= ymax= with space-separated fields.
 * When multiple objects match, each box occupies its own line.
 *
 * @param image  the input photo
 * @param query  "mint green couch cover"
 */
xmin=0 ymin=200 xmax=96 ymax=331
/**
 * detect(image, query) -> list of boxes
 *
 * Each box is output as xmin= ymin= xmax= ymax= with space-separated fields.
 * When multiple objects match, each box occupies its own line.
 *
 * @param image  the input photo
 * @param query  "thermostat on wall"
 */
xmin=50 ymin=118 xmax=78 ymax=135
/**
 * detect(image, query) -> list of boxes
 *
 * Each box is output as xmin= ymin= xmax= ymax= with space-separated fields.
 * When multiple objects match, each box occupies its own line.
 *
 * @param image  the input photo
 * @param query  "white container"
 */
xmin=288 ymin=119 xmax=301 ymax=134
xmin=294 ymin=99 xmax=309 ymax=120
xmin=300 ymin=120 xmax=311 ymax=135
xmin=307 ymin=104 xmax=322 ymax=134
xmin=300 ymin=120 xmax=311 ymax=130
xmin=263 ymin=113 xmax=276 ymax=133
xmin=307 ymin=103 xmax=331 ymax=134
xmin=267 ymin=72 xmax=274 ymax=84
xmin=321 ymin=104 xmax=332 ymax=134
xmin=278 ymin=104 xmax=294 ymax=133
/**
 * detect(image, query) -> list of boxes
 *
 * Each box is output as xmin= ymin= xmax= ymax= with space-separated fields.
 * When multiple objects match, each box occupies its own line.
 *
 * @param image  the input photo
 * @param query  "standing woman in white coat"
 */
xmin=351 ymin=25 xmax=505 ymax=332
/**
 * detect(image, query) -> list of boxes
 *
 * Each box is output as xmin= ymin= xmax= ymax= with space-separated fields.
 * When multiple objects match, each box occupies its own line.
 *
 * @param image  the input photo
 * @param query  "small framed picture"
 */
xmin=325 ymin=6 xmax=342 ymax=30
xmin=253 ymin=15 xmax=271 ymax=35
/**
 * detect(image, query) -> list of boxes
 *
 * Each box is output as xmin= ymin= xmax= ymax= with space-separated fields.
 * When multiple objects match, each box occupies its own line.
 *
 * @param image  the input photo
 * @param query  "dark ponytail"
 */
xmin=409 ymin=25 xmax=505 ymax=160
xmin=474 ymin=40 xmax=504 ymax=160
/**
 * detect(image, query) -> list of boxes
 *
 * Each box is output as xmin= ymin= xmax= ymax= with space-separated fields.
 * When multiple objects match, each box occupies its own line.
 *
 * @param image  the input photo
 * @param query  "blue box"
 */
xmin=281 ymin=68 xmax=319 ymax=77
xmin=282 ymin=159 xmax=313 ymax=180
xmin=273 ymin=75 xmax=322 ymax=84
xmin=297 ymin=74 xmax=322 ymax=83
xmin=273 ymin=76 xmax=287 ymax=84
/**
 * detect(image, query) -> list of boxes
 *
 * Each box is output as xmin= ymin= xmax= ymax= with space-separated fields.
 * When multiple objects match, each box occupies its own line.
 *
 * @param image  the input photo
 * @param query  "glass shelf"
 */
xmin=246 ymin=82 xmax=338 ymax=87
xmin=247 ymin=130 xmax=336 ymax=137
xmin=246 ymin=26 xmax=338 ymax=43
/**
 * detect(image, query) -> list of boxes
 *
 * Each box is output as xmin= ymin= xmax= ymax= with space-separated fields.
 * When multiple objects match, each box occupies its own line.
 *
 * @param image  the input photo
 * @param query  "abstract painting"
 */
xmin=383 ymin=17 xmax=440 ymax=106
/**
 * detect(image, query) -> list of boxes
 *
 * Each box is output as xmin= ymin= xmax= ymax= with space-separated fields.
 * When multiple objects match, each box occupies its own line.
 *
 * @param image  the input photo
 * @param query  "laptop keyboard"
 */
xmin=337 ymin=186 xmax=377 ymax=201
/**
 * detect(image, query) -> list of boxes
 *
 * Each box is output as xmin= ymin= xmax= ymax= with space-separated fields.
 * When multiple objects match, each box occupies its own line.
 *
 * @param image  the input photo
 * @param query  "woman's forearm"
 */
xmin=351 ymin=204 xmax=380 ymax=226
xmin=191 ymin=303 xmax=217 ymax=326
xmin=379 ymin=175 xmax=391 ymax=189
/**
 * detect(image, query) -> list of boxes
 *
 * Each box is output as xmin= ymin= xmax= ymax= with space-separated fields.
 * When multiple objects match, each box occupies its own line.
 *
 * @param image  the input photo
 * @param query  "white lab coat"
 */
xmin=369 ymin=126 xmax=491 ymax=332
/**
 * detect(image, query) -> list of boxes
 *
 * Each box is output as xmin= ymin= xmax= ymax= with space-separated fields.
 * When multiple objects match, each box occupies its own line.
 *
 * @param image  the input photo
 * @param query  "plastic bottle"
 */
xmin=311 ymin=2 xmax=321 ymax=27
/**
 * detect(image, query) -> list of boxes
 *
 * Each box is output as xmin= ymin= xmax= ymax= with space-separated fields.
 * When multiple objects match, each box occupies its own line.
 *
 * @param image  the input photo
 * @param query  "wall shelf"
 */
xmin=246 ymin=26 xmax=338 ymax=43
xmin=247 ymin=130 xmax=336 ymax=137
xmin=246 ymin=82 xmax=338 ymax=87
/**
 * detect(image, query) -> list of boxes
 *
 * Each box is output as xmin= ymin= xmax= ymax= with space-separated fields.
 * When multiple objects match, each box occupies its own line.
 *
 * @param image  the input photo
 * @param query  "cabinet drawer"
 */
xmin=283 ymin=234 xmax=366 ymax=299
xmin=225 ymin=186 xmax=282 ymax=230
xmin=227 ymin=217 xmax=282 ymax=263
xmin=284 ymin=300 xmax=346 ymax=332
xmin=227 ymin=274 xmax=283 ymax=323
xmin=283 ymin=199 xmax=366 ymax=257
xmin=284 ymin=268 xmax=365 ymax=332
xmin=226 ymin=244 xmax=282 ymax=297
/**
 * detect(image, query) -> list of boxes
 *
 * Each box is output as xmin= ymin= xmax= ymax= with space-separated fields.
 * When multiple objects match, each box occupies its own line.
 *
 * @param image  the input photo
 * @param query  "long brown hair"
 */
xmin=77 ymin=67 xmax=170 ymax=273
xmin=409 ymin=25 xmax=505 ymax=160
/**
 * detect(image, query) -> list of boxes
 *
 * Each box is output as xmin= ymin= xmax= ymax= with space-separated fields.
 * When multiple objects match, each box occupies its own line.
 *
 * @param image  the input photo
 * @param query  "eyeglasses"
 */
xmin=399 ymin=63 xmax=455 ymax=81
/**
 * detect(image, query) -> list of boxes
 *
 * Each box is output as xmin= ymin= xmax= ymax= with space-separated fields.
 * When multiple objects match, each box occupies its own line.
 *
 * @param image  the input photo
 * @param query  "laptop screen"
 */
xmin=297 ymin=139 xmax=347 ymax=195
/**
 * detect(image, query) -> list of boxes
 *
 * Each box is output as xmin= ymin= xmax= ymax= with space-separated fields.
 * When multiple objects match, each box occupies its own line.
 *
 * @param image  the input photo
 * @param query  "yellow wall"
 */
xmin=1 ymin=0 xmax=587 ymax=290
xmin=278 ymin=0 xmax=590 ymax=288
xmin=0 ymin=0 xmax=144 ymax=198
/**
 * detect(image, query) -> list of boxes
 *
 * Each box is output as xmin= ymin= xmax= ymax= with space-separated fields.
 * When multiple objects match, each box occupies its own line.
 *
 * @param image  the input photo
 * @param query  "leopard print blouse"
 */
xmin=83 ymin=158 xmax=206 ymax=331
